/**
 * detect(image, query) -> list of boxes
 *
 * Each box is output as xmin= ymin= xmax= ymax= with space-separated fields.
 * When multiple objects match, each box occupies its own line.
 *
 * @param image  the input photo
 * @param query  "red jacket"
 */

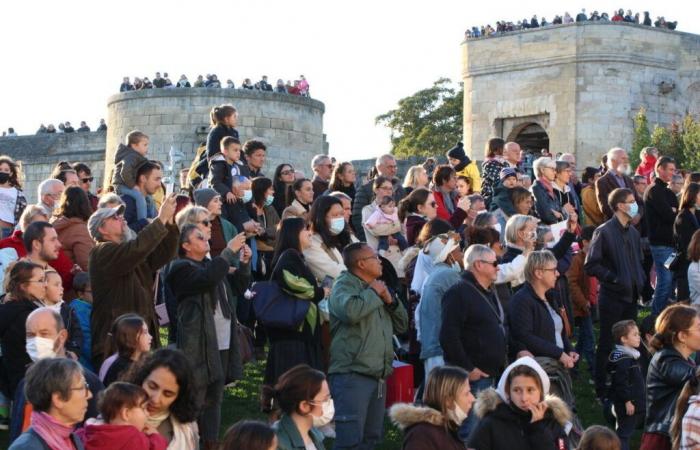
xmin=0 ymin=230 xmax=75 ymax=291
xmin=635 ymin=154 xmax=657 ymax=183
xmin=78 ymin=423 xmax=168 ymax=450
xmin=432 ymin=190 xmax=468 ymax=229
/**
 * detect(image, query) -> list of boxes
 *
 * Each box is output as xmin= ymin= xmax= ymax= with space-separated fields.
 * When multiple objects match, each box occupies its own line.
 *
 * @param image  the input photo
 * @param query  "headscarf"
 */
xmin=496 ymin=356 xmax=550 ymax=403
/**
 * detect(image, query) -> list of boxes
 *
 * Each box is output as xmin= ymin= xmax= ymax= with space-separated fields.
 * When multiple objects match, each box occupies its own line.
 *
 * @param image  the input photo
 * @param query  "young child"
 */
xmin=489 ymin=167 xmax=518 ymax=216
xmin=209 ymin=136 xmax=241 ymax=204
xmin=364 ymin=195 xmax=408 ymax=251
xmin=78 ymin=382 xmax=167 ymax=450
xmin=44 ymin=269 xmax=83 ymax=358
xmin=103 ymin=314 xmax=153 ymax=386
xmin=468 ymin=356 xmax=571 ymax=450
xmin=606 ymin=320 xmax=646 ymax=450
xmin=567 ymin=225 xmax=596 ymax=380
xmin=69 ymin=272 xmax=94 ymax=371
xmin=577 ymin=425 xmax=621 ymax=450
xmin=111 ymin=130 xmax=150 ymax=221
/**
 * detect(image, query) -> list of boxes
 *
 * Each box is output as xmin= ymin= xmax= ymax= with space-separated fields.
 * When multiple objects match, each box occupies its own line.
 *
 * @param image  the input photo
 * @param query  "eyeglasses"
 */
xmin=358 ymin=254 xmax=381 ymax=262
xmin=478 ymin=260 xmax=499 ymax=268
xmin=540 ymin=267 xmax=558 ymax=273
xmin=81 ymin=177 xmax=94 ymax=183
xmin=199 ymin=219 xmax=211 ymax=226
xmin=70 ymin=382 xmax=90 ymax=396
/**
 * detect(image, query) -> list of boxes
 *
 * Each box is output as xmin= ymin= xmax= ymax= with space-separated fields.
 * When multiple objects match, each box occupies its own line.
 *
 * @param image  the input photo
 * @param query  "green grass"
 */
xmin=1 ymin=314 xmax=649 ymax=449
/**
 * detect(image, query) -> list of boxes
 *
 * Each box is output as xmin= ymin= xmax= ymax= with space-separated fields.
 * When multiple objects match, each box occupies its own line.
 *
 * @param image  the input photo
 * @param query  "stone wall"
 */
xmin=105 ymin=89 xmax=327 ymax=190
xmin=0 ymin=132 xmax=106 ymax=203
xmin=462 ymin=21 xmax=700 ymax=168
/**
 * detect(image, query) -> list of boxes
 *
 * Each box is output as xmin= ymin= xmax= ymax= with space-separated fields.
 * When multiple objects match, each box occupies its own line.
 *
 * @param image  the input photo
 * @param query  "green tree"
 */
xmin=631 ymin=107 xmax=651 ymax=169
xmin=682 ymin=114 xmax=700 ymax=171
xmin=376 ymin=78 xmax=463 ymax=158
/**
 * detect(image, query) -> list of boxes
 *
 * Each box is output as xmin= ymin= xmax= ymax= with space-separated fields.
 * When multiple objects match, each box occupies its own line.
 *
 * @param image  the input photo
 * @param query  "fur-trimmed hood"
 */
xmin=389 ymin=403 xmax=448 ymax=429
xmin=473 ymin=388 xmax=571 ymax=426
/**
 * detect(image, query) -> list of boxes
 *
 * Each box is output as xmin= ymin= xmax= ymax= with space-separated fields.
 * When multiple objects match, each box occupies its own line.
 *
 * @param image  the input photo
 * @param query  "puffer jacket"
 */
xmin=389 ymin=403 xmax=464 ymax=450
xmin=644 ymin=346 xmax=696 ymax=436
xmin=328 ymin=270 xmax=408 ymax=379
xmin=111 ymin=143 xmax=148 ymax=189
xmin=455 ymin=159 xmax=482 ymax=193
xmin=469 ymin=388 xmax=571 ymax=450
xmin=51 ymin=216 xmax=94 ymax=271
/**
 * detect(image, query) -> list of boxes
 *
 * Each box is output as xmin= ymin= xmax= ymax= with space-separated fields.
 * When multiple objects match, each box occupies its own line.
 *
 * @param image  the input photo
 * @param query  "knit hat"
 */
xmin=446 ymin=142 xmax=467 ymax=161
xmin=499 ymin=167 xmax=517 ymax=182
xmin=193 ymin=188 xmax=220 ymax=208
xmin=88 ymin=204 xmax=125 ymax=241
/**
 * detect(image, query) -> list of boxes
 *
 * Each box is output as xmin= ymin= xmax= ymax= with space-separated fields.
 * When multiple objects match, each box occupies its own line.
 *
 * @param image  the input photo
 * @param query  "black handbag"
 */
xmin=252 ymin=281 xmax=310 ymax=331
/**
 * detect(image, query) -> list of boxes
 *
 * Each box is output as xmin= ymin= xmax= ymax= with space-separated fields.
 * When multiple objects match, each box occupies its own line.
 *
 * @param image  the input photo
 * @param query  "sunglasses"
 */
xmin=199 ymin=219 xmax=211 ymax=226
xmin=478 ymin=260 xmax=499 ymax=268
xmin=81 ymin=177 xmax=94 ymax=183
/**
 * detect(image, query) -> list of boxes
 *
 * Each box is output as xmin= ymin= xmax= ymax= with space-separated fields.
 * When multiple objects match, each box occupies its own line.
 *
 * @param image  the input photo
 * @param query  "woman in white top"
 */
xmin=0 ymin=156 xmax=27 ymax=238
xmin=303 ymin=195 xmax=351 ymax=282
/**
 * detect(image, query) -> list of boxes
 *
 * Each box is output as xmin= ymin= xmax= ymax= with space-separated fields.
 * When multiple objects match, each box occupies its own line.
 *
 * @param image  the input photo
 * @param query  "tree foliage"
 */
xmin=632 ymin=108 xmax=700 ymax=171
xmin=376 ymin=78 xmax=463 ymax=158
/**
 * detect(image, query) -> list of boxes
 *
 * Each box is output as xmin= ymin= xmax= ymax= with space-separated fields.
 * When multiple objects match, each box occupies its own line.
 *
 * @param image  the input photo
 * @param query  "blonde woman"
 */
xmin=403 ymin=165 xmax=430 ymax=195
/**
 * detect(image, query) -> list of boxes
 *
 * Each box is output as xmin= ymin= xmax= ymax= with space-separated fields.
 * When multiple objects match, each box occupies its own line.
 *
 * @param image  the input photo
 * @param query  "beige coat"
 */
xmin=51 ymin=216 xmax=94 ymax=271
xmin=281 ymin=199 xmax=309 ymax=221
xmin=303 ymin=233 xmax=346 ymax=281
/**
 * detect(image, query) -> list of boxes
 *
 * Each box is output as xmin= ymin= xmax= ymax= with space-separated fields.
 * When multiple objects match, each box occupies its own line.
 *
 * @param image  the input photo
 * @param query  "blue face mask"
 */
xmin=627 ymin=202 xmax=639 ymax=217
xmin=242 ymin=190 xmax=253 ymax=203
xmin=265 ymin=195 xmax=274 ymax=207
xmin=329 ymin=217 xmax=346 ymax=235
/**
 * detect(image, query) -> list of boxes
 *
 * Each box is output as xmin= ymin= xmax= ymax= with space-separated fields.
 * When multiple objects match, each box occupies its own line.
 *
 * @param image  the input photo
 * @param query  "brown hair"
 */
xmin=672 ymin=370 xmax=700 ymax=450
xmin=260 ymin=364 xmax=325 ymax=418
xmin=650 ymin=304 xmax=700 ymax=352
xmin=221 ymin=420 xmax=276 ymax=450
xmin=109 ymin=314 xmax=147 ymax=360
xmin=98 ymin=382 xmax=148 ymax=423
xmin=611 ymin=320 xmax=638 ymax=345
xmin=329 ymin=162 xmax=352 ymax=192
xmin=607 ymin=188 xmax=633 ymax=213
xmin=456 ymin=175 xmax=473 ymax=194
xmin=505 ymin=365 xmax=544 ymax=402
xmin=0 ymin=155 xmax=22 ymax=189
xmin=680 ymin=182 xmax=700 ymax=211
xmin=210 ymin=104 xmax=237 ymax=127
xmin=689 ymin=230 xmax=700 ymax=262
xmin=398 ymin=187 xmax=431 ymax=222
xmin=422 ymin=366 xmax=469 ymax=431
xmin=220 ymin=136 xmax=241 ymax=151
xmin=510 ymin=186 xmax=533 ymax=207
xmin=126 ymin=130 xmax=148 ymax=146
xmin=577 ymin=425 xmax=621 ymax=450
xmin=55 ymin=186 xmax=93 ymax=221
xmin=5 ymin=261 xmax=43 ymax=301
xmin=432 ymin=165 xmax=455 ymax=187
xmin=485 ymin=137 xmax=505 ymax=158
xmin=416 ymin=218 xmax=452 ymax=246
xmin=468 ymin=226 xmax=500 ymax=247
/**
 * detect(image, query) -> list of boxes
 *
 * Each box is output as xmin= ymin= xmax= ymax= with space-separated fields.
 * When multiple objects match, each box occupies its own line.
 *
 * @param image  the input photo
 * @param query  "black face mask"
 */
xmin=0 ymin=173 xmax=11 ymax=184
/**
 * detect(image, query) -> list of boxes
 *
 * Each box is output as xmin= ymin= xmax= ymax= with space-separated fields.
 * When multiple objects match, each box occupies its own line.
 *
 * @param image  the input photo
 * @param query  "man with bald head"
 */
xmin=9 ymin=308 xmax=104 ymax=442
xmin=351 ymin=154 xmax=406 ymax=241
xmin=594 ymin=148 xmax=642 ymax=221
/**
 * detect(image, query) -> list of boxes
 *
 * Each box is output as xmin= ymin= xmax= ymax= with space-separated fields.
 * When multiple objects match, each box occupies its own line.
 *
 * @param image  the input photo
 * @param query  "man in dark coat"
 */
xmin=88 ymin=196 xmax=178 ymax=365
xmin=310 ymin=154 xmax=332 ymax=199
xmin=595 ymin=148 xmax=643 ymax=221
xmin=585 ymin=188 xmax=645 ymax=399
xmin=643 ymin=156 xmax=678 ymax=315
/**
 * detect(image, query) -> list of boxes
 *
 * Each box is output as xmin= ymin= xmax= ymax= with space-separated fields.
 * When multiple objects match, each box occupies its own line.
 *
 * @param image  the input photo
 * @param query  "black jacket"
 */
xmin=59 ymin=302 xmax=84 ymax=358
xmin=644 ymin=347 xmax=696 ymax=435
xmin=607 ymin=347 xmax=646 ymax=412
xmin=440 ymin=271 xmax=507 ymax=375
xmin=584 ymin=216 xmax=645 ymax=303
xmin=644 ymin=178 xmax=679 ymax=247
xmin=674 ymin=208 xmax=700 ymax=259
xmin=468 ymin=388 xmax=570 ymax=450
xmin=0 ymin=299 xmax=39 ymax=397
xmin=209 ymin=157 xmax=233 ymax=199
xmin=508 ymin=282 xmax=572 ymax=359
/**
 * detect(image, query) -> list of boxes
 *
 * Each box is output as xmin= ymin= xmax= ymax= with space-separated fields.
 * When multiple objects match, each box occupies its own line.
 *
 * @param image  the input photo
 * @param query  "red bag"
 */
xmin=385 ymin=360 xmax=414 ymax=408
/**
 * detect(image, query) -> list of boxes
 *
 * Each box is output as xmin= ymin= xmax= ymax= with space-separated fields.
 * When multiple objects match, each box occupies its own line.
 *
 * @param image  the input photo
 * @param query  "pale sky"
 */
xmin=0 ymin=0 xmax=696 ymax=160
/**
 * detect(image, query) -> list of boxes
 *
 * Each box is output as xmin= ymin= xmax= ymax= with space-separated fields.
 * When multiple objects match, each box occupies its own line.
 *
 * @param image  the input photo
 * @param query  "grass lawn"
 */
xmin=0 ymin=311 xmax=649 ymax=449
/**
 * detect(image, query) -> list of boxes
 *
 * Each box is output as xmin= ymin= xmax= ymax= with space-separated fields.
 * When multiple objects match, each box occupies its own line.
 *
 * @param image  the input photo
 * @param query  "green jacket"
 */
xmin=274 ymin=414 xmax=326 ymax=450
xmin=328 ymin=270 xmax=408 ymax=379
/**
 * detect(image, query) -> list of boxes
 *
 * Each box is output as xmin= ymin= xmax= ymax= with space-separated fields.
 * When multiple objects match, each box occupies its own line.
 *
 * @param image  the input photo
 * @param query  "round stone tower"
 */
xmin=105 ymin=88 xmax=326 ymax=189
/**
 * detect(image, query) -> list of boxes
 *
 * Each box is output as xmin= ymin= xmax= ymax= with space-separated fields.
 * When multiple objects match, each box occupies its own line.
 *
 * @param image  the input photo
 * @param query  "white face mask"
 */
xmin=312 ymin=399 xmax=335 ymax=427
xmin=329 ymin=217 xmax=345 ymax=235
xmin=546 ymin=240 xmax=556 ymax=249
xmin=449 ymin=403 xmax=469 ymax=425
xmin=26 ymin=336 xmax=57 ymax=362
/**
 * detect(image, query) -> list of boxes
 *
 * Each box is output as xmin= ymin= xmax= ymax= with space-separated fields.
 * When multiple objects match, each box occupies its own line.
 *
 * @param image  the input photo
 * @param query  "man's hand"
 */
xmin=239 ymin=245 xmax=252 ymax=264
xmin=559 ymin=352 xmax=575 ymax=369
xmin=227 ymin=232 xmax=247 ymax=253
xmin=243 ymin=220 xmax=258 ymax=234
xmin=563 ymin=203 xmax=576 ymax=216
xmin=625 ymin=401 xmax=635 ymax=416
xmin=369 ymin=280 xmax=392 ymax=304
xmin=225 ymin=192 xmax=236 ymax=204
xmin=157 ymin=193 xmax=177 ymax=225
xmin=468 ymin=367 xmax=489 ymax=381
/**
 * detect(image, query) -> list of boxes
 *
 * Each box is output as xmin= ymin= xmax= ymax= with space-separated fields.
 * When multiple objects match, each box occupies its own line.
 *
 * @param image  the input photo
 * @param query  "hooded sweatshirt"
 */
xmin=78 ymin=423 xmax=168 ymax=450
xmin=468 ymin=356 xmax=572 ymax=450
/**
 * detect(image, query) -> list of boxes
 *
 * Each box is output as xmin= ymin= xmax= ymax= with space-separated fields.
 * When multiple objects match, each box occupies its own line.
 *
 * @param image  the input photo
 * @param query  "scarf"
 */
xmin=614 ymin=344 xmax=640 ymax=359
xmin=30 ymin=411 xmax=74 ymax=450
xmin=453 ymin=156 xmax=472 ymax=172
xmin=440 ymin=188 xmax=455 ymax=214
xmin=146 ymin=411 xmax=199 ymax=450
xmin=537 ymin=176 xmax=555 ymax=198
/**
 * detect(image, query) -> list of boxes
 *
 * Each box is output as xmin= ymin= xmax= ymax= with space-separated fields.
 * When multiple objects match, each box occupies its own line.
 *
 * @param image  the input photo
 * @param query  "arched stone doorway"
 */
xmin=507 ymin=122 xmax=550 ymax=153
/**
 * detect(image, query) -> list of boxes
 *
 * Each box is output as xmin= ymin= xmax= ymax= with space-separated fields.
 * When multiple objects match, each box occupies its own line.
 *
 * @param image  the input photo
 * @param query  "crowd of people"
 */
xmin=1 ymin=121 xmax=107 ymax=139
xmin=465 ymin=8 xmax=679 ymax=39
xmin=0 ymin=101 xmax=698 ymax=450
xmin=119 ymin=73 xmax=311 ymax=96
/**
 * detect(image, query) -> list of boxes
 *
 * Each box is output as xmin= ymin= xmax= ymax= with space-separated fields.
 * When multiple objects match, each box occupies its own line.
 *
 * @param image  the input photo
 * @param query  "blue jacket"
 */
xmin=532 ymin=180 xmax=563 ymax=225
xmin=68 ymin=299 xmax=93 ymax=371
xmin=417 ymin=265 xmax=461 ymax=360
xmin=10 ymin=428 xmax=84 ymax=450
